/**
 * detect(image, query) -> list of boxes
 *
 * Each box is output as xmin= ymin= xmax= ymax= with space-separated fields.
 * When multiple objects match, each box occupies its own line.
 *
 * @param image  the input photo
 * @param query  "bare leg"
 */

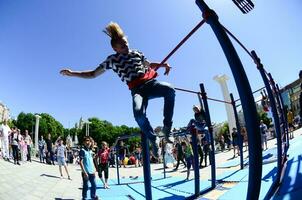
xmin=59 ymin=166 xmax=63 ymax=177
xmin=64 ymin=165 xmax=71 ymax=179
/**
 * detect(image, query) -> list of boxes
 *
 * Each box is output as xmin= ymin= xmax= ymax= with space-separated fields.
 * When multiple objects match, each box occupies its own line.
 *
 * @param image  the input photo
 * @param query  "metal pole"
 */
xmin=162 ymin=139 xmax=166 ymax=179
xmin=230 ymin=93 xmax=244 ymax=169
xmin=195 ymin=2 xmax=262 ymax=199
xmin=116 ymin=145 xmax=120 ymax=185
xmin=141 ymin=132 xmax=152 ymax=200
xmin=252 ymin=51 xmax=282 ymax=199
xmin=200 ymin=83 xmax=216 ymax=188
xmin=268 ymin=75 xmax=288 ymax=165
xmin=34 ymin=114 xmax=41 ymax=151
xmin=276 ymin=84 xmax=290 ymax=151
xmin=191 ymin=129 xmax=200 ymax=197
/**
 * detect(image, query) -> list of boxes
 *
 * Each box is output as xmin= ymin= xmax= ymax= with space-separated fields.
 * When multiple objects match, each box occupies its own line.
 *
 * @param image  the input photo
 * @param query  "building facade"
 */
xmin=0 ymin=102 xmax=10 ymax=122
xmin=280 ymin=78 xmax=301 ymax=117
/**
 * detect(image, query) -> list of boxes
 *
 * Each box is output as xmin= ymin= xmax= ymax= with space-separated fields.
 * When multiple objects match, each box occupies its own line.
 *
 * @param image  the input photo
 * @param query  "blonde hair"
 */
xmin=103 ymin=22 xmax=125 ymax=47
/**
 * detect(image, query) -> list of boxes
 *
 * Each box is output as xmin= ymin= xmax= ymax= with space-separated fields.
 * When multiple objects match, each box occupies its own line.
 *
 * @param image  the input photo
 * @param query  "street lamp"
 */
xmin=85 ymin=121 xmax=92 ymax=136
xmin=34 ymin=114 xmax=41 ymax=151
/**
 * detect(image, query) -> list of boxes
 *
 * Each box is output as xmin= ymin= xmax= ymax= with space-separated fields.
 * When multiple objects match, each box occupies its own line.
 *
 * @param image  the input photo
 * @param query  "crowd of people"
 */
xmin=0 ymin=119 xmax=33 ymax=165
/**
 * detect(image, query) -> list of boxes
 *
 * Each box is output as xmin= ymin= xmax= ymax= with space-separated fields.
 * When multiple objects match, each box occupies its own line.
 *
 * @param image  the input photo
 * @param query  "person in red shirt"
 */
xmin=97 ymin=141 xmax=110 ymax=189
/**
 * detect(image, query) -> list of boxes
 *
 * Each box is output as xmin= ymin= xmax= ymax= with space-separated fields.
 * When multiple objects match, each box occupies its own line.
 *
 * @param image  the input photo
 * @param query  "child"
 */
xmin=182 ymin=140 xmax=194 ymax=180
xmin=97 ymin=141 xmax=110 ymax=189
xmin=60 ymin=22 xmax=176 ymax=157
xmin=56 ymin=138 xmax=71 ymax=180
xmin=79 ymin=136 xmax=99 ymax=200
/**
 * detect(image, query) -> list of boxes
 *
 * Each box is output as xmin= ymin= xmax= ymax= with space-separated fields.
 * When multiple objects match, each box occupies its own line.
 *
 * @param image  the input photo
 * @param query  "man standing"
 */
xmin=0 ymin=119 xmax=11 ymax=161
xmin=38 ymin=135 xmax=46 ymax=163
xmin=24 ymin=130 xmax=32 ymax=162
xmin=46 ymin=133 xmax=55 ymax=165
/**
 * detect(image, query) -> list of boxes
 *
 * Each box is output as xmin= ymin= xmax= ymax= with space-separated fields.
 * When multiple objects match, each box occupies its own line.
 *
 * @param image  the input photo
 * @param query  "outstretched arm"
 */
xmin=60 ymin=66 xmax=105 ymax=79
xmin=149 ymin=62 xmax=171 ymax=76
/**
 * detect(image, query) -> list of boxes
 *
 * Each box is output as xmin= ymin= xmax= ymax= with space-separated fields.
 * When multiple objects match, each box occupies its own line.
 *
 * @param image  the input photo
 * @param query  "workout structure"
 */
xmin=60 ymin=0 xmax=292 ymax=199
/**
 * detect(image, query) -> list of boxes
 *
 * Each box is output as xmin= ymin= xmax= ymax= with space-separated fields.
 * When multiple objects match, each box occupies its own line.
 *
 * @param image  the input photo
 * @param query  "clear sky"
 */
xmin=1 ymin=0 xmax=301 ymax=129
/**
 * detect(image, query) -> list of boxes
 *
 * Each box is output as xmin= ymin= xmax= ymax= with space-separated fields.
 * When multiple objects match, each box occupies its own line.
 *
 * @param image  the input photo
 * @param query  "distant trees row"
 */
xmin=8 ymin=108 xmax=271 ymax=148
xmin=10 ymin=112 xmax=140 ymax=147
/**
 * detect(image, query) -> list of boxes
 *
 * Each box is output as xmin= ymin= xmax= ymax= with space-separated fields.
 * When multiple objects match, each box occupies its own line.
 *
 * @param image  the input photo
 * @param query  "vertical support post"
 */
xmin=141 ymin=132 xmax=152 ymax=200
xmin=116 ymin=144 xmax=120 ymax=185
xmin=191 ymin=129 xmax=200 ymax=197
xmin=162 ymin=139 xmax=166 ymax=179
xmin=196 ymin=2 xmax=261 ymax=199
xmin=34 ymin=114 xmax=41 ymax=151
xmin=252 ymin=51 xmax=282 ymax=199
xmin=200 ymin=83 xmax=216 ymax=188
xmin=230 ymin=93 xmax=244 ymax=169
xmin=268 ymin=74 xmax=288 ymax=165
xmin=276 ymin=84 xmax=289 ymax=151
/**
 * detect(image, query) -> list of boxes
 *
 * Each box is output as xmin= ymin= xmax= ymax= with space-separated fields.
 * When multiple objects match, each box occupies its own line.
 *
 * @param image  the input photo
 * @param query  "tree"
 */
xmin=16 ymin=112 xmax=35 ymax=134
xmin=39 ymin=113 xmax=64 ymax=140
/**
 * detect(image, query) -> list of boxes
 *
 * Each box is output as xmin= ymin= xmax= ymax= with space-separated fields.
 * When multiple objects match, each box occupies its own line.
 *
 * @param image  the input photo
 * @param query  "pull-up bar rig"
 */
xmin=174 ymin=87 xmax=232 ymax=105
xmin=222 ymin=16 xmax=289 ymax=198
xmin=138 ymin=0 xmax=262 ymax=199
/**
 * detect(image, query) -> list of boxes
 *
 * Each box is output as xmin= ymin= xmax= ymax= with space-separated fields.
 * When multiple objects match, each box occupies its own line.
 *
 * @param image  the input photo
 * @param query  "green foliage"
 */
xmin=77 ymin=117 xmax=140 ymax=148
xmin=258 ymin=111 xmax=271 ymax=127
xmin=13 ymin=112 xmax=141 ymax=149
xmin=15 ymin=112 xmax=35 ymax=133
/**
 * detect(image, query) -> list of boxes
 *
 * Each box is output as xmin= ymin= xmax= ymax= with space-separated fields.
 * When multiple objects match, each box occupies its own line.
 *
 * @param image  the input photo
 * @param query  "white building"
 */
xmin=0 ymin=102 xmax=10 ymax=122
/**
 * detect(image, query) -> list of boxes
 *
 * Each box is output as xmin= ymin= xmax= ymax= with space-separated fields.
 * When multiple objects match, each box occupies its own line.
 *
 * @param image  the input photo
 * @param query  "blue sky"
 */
xmin=1 ymin=0 xmax=301 ymax=129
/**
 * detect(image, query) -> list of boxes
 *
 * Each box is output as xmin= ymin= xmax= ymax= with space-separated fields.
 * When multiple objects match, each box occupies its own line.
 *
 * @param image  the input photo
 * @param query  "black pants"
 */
xmin=27 ymin=145 xmax=31 ymax=161
xmin=203 ymin=144 xmax=211 ymax=166
xmin=98 ymin=163 xmax=109 ymax=179
xmin=12 ymin=145 xmax=19 ymax=162
xmin=198 ymin=147 xmax=204 ymax=167
xmin=175 ymin=154 xmax=186 ymax=169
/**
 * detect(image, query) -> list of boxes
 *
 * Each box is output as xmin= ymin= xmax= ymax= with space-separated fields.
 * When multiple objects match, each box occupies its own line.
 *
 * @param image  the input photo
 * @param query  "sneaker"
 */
xmin=161 ymin=126 xmax=173 ymax=143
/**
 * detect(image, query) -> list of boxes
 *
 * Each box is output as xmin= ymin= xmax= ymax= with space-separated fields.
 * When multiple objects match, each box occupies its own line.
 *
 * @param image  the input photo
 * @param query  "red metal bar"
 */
xmin=159 ymin=19 xmax=206 ymax=65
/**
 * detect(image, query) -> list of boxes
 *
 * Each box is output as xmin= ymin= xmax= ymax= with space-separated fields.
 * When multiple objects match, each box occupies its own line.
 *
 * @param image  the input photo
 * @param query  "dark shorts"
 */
xmin=118 ymin=154 xmax=125 ymax=161
xmin=135 ymin=153 xmax=142 ymax=161
xmin=98 ymin=163 xmax=109 ymax=179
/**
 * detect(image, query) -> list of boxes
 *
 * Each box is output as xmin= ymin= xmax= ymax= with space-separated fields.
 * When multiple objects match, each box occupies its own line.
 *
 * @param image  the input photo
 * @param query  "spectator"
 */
xmin=20 ymin=134 xmax=27 ymax=162
xmin=97 ymin=141 xmax=110 ymax=189
xmin=182 ymin=139 xmax=194 ymax=180
xmin=241 ymin=127 xmax=248 ymax=152
xmin=260 ymin=120 xmax=268 ymax=150
xmin=174 ymin=137 xmax=186 ymax=170
xmin=38 ymin=135 xmax=46 ymax=163
xmin=79 ymin=136 xmax=99 ymax=200
xmin=133 ymin=144 xmax=142 ymax=167
xmin=46 ymin=133 xmax=55 ymax=165
xmin=118 ymin=141 xmax=127 ymax=168
xmin=231 ymin=127 xmax=240 ymax=158
xmin=108 ymin=146 xmax=116 ymax=168
xmin=0 ymin=119 xmax=11 ymax=161
xmin=287 ymin=109 xmax=294 ymax=139
xmin=56 ymin=138 xmax=71 ymax=180
xmin=24 ymin=130 xmax=32 ymax=162
xmin=11 ymin=128 xmax=21 ymax=165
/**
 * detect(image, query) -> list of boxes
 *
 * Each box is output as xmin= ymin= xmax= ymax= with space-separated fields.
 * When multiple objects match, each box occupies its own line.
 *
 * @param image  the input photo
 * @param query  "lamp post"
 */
xmin=34 ymin=114 xmax=41 ymax=150
xmin=85 ymin=121 xmax=92 ymax=136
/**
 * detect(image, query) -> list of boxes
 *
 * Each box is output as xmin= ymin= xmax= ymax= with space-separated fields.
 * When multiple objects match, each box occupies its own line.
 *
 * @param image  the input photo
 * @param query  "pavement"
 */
xmin=0 ymin=128 xmax=300 ymax=200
